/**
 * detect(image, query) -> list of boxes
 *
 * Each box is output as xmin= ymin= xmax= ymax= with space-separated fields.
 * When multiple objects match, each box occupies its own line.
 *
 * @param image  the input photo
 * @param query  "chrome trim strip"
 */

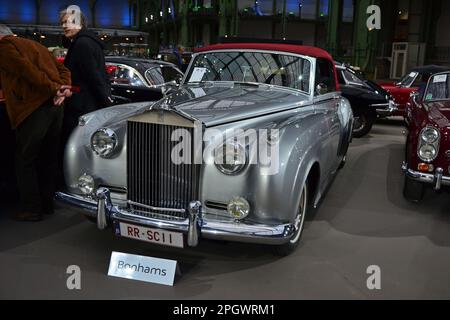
xmin=55 ymin=192 xmax=97 ymax=216
xmin=128 ymin=200 xmax=186 ymax=214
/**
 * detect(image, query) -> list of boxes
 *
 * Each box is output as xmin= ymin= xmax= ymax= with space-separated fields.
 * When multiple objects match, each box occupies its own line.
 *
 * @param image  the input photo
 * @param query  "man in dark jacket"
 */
xmin=59 ymin=9 xmax=112 ymax=145
xmin=0 ymin=24 xmax=72 ymax=221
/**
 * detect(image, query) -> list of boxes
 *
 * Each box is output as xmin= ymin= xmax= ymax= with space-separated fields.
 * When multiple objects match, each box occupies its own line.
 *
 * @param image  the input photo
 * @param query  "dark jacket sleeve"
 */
xmin=0 ymin=40 xmax=62 ymax=95
xmin=75 ymin=38 xmax=111 ymax=107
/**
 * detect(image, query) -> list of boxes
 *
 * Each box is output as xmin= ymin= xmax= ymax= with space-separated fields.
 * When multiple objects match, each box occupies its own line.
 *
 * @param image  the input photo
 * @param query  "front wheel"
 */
xmin=352 ymin=110 xmax=376 ymax=138
xmin=273 ymin=183 xmax=308 ymax=256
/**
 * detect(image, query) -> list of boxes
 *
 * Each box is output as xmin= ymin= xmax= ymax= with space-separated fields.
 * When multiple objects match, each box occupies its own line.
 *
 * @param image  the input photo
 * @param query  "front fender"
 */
xmin=200 ymin=105 xmax=328 ymax=224
xmin=63 ymin=103 xmax=151 ymax=195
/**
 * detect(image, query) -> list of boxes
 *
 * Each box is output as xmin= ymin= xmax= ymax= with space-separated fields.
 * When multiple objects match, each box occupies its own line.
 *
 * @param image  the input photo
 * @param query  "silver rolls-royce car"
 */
xmin=57 ymin=43 xmax=353 ymax=256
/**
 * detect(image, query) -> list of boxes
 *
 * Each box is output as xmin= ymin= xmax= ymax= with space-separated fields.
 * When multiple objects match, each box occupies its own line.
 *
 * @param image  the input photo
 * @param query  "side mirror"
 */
xmin=316 ymin=83 xmax=328 ymax=95
xmin=410 ymin=91 xmax=420 ymax=106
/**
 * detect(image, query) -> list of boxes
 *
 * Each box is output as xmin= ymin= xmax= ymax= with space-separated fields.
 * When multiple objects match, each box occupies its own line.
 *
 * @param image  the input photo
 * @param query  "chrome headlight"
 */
xmin=421 ymin=127 xmax=440 ymax=144
xmin=419 ymin=145 xmax=437 ymax=161
xmin=91 ymin=128 xmax=118 ymax=158
xmin=214 ymin=142 xmax=247 ymax=175
xmin=418 ymin=126 xmax=440 ymax=162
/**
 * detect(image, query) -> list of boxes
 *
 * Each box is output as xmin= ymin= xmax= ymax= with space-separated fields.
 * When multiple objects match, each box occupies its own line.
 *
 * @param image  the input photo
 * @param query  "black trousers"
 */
xmin=15 ymin=100 xmax=63 ymax=213
xmin=0 ymin=102 xmax=18 ymax=206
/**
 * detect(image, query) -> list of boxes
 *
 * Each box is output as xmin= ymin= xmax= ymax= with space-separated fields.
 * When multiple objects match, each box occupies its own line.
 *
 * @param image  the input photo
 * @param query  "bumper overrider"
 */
xmin=402 ymin=163 xmax=450 ymax=190
xmin=373 ymin=100 xmax=398 ymax=116
xmin=55 ymin=188 xmax=296 ymax=247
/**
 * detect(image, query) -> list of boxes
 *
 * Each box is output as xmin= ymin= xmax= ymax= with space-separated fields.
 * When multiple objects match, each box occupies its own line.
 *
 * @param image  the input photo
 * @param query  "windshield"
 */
xmin=185 ymin=51 xmax=312 ymax=93
xmin=424 ymin=73 xmax=450 ymax=101
xmin=397 ymin=71 xmax=418 ymax=87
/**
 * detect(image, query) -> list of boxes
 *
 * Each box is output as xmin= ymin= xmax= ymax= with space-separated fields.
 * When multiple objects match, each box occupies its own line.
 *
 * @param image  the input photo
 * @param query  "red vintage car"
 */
xmin=380 ymin=65 xmax=450 ymax=117
xmin=403 ymin=71 xmax=450 ymax=201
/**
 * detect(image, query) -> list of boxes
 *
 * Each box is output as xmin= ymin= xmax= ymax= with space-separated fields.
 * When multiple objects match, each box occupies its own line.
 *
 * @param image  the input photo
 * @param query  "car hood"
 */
xmin=152 ymin=83 xmax=312 ymax=127
xmin=425 ymin=101 xmax=450 ymax=129
xmin=86 ymin=84 xmax=312 ymax=130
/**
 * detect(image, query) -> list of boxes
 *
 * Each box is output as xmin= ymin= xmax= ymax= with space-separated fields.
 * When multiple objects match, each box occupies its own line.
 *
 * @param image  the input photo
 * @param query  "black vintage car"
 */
xmin=335 ymin=62 xmax=397 ymax=138
xmin=105 ymin=56 xmax=184 ymax=104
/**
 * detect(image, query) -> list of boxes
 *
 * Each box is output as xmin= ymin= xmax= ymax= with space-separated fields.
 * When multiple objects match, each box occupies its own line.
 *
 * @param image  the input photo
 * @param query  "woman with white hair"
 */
xmin=59 ymin=7 xmax=112 ymax=154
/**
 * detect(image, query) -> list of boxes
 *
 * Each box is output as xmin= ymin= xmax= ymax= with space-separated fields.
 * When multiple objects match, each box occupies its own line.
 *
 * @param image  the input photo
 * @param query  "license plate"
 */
xmin=115 ymin=222 xmax=184 ymax=248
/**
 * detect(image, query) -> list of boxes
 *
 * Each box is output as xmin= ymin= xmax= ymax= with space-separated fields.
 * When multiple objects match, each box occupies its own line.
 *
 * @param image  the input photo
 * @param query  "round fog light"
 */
xmin=227 ymin=197 xmax=250 ymax=220
xmin=78 ymin=174 xmax=95 ymax=195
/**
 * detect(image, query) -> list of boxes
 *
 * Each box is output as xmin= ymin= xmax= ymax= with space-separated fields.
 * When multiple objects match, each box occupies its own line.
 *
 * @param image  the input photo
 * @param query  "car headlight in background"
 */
xmin=227 ymin=197 xmax=250 ymax=220
xmin=421 ymin=127 xmax=440 ymax=144
xmin=214 ymin=142 xmax=247 ymax=175
xmin=419 ymin=145 xmax=437 ymax=161
xmin=91 ymin=128 xmax=118 ymax=158
xmin=418 ymin=126 xmax=440 ymax=162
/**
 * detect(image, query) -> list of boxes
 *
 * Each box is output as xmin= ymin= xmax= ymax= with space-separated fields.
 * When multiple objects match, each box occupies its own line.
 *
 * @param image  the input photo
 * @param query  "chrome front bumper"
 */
xmin=402 ymin=163 xmax=449 ymax=191
xmin=373 ymin=100 xmax=398 ymax=116
xmin=55 ymin=189 xmax=295 ymax=247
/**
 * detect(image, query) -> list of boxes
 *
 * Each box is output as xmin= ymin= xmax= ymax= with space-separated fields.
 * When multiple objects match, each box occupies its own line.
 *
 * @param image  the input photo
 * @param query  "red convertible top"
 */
xmin=195 ymin=43 xmax=334 ymax=62
xmin=195 ymin=43 xmax=340 ymax=91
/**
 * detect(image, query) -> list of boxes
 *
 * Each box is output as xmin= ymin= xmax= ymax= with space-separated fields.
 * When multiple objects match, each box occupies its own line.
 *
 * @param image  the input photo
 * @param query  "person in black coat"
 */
xmin=59 ymin=9 xmax=112 ymax=144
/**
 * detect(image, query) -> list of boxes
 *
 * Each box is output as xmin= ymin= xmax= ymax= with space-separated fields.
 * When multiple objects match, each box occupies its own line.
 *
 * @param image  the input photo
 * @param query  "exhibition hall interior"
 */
xmin=0 ymin=0 xmax=449 ymax=301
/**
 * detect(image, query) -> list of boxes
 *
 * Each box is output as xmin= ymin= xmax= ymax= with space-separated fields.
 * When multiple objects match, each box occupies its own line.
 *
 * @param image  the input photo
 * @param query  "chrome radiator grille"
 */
xmin=127 ymin=117 xmax=199 ymax=220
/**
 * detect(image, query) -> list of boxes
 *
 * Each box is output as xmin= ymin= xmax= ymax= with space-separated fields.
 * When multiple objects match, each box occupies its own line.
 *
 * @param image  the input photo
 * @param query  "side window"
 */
xmin=412 ymin=74 xmax=427 ymax=87
xmin=145 ymin=68 xmax=165 ymax=86
xmin=145 ymin=67 xmax=183 ymax=86
xmin=315 ymin=58 xmax=337 ymax=95
xmin=161 ymin=67 xmax=184 ymax=84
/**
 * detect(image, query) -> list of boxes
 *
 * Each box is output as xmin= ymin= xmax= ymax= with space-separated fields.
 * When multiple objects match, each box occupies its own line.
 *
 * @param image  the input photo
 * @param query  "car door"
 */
xmin=314 ymin=59 xmax=342 ymax=174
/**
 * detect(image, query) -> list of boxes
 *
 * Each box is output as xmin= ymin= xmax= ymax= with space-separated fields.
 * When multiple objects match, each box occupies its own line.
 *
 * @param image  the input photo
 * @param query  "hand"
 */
xmin=58 ymin=88 xmax=72 ymax=98
xmin=58 ymin=85 xmax=73 ymax=98
xmin=53 ymin=96 xmax=65 ymax=107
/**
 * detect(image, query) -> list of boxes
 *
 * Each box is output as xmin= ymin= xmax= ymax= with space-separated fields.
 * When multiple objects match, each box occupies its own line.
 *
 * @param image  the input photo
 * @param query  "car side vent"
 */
xmin=205 ymin=201 xmax=228 ymax=211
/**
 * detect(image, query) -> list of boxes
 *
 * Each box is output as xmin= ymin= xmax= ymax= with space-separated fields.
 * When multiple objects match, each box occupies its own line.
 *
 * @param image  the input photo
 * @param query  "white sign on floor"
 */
xmin=107 ymin=251 xmax=178 ymax=286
